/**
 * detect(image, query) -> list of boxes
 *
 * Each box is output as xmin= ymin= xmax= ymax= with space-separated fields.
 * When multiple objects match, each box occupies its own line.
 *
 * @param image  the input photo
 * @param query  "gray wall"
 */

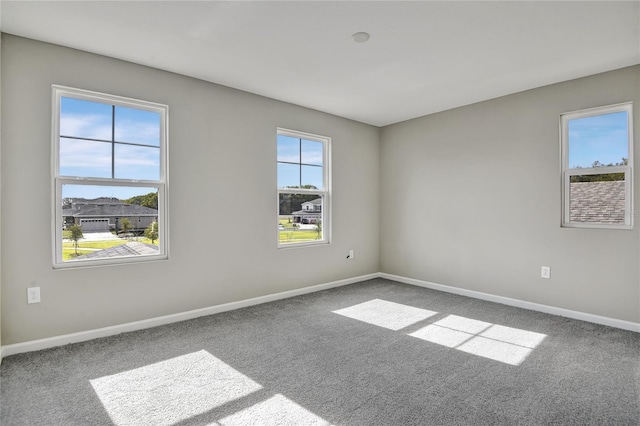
xmin=1 ymin=35 xmax=380 ymax=345
xmin=2 ymin=34 xmax=638 ymax=347
xmin=381 ymin=65 xmax=640 ymax=323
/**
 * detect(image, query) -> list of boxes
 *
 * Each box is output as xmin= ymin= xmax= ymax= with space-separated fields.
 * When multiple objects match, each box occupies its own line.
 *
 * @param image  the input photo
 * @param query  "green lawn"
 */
xmin=278 ymin=215 xmax=322 ymax=243
xmin=63 ymin=248 xmax=99 ymax=260
xmin=279 ymin=229 xmax=321 ymax=243
xmin=62 ymin=236 xmax=158 ymax=261
xmin=63 ymin=240 xmax=121 ymax=249
xmin=279 ymin=216 xmax=293 ymax=226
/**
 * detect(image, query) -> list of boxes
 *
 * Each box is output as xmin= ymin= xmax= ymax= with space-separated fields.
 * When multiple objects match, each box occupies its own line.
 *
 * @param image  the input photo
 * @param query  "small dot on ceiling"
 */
xmin=352 ymin=32 xmax=370 ymax=43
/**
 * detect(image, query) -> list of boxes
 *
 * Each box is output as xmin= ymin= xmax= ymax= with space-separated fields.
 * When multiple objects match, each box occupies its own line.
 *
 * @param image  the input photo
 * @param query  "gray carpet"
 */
xmin=1 ymin=278 xmax=639 ymax=425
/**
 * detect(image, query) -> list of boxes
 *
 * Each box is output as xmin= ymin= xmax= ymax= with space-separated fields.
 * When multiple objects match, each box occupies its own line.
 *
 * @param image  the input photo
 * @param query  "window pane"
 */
xmin=61 ymin=184 xmax=160 ymax=262
xmin=277 ymin=135 xmax=300 ymax=163
xmin=278 ymin=194 xmax=323 ymax=244
xmin=114 ymin=144 xmax=160 ymax=181
xmin=60 ymin=97 xmax=112 ymax=140
xmin=55 ymin=87 xmax=168 ymax=267
xmin=278 ymin=163 xmax=300 ymax=188
xmin=568 ymin=111 xmax=628 ymax=169
xmin=301 ymin=165 xmax=323 ymax=189
xmin=301 ymin=139 xmax=323 ymax=166
xmin=60 ymin=137 xmax=112 ymax=178
xmin=115 ymin=106 xmax=161 ymax=146
xmin=569 ymin=174 xmax=625 ymax=224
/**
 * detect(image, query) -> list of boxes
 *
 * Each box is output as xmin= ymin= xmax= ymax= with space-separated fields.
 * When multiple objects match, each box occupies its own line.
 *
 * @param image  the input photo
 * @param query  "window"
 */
xmin=277 ymin=128 xmax=330 ymax=247
xmin=561 ymin=102 xmax=633 ymax=229
xmin=52 ymin=86 xmax=168 ymax=267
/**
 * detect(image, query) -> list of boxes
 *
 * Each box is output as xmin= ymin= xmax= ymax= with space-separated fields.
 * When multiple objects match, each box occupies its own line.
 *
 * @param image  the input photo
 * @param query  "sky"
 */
xmin=568 ymin=111 xmax=629 ymax=169
xmin=61 ymin=99 xmax=328 ymax=199
xmin=60 ymin=97 xmax=161 ymax=199
xmin=277 ymin=134 xmax=324 ymax=189
xmin=62 ymin=97 xmax=626 ymax=199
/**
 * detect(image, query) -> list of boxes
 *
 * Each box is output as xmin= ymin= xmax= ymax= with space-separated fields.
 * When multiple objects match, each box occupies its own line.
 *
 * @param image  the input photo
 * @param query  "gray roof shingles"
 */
xmin=71 ymin=242 xmax=159 ymax=261
xmin=569 ymin=180 xmax=625 ymax=224
xmin=63 ymin=203 xmax=158 ymax=217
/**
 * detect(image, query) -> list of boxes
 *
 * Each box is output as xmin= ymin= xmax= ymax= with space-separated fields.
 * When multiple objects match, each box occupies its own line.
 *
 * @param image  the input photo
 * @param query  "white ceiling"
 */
xmin=2 ymin=1 xmax=639 ymax=127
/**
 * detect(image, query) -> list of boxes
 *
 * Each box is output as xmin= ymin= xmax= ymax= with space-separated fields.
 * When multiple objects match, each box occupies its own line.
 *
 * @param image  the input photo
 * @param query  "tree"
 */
xmin=125 ymin=192 xmax=158 ymax=209
xmin=68 ymin=224 xmax=83 ymax=256
xmin=314 ymin=219 xmax=322 ymax=240
xmin=144 ymin=220 xmax=159 ymax=244
xmin=119 ymin=218 xmax=132 ymax=236
xmin=570 ymin=158 xmax=628 ymax=183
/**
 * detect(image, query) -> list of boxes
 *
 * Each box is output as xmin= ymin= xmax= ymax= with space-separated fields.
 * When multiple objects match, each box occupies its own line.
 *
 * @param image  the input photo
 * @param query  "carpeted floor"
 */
xmin=1 ymin=278 xmax=639 ymax=425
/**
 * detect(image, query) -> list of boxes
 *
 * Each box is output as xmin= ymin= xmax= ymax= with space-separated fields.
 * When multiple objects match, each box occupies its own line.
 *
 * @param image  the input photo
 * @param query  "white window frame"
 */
xmin=277 ymin=128 xmax=331 ymax=248
xmin=52 ymin=85 xmax=169 ymax=268
xmin=560 ymin=102 xmax=633 ymax=229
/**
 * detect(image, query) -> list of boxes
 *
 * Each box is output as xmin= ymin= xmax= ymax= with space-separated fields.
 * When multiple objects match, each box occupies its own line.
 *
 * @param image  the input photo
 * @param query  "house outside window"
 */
xmin=560 ymin=102 xmax=633 ymax=229
xmin=52 ymin=85 xmax=169 ymax=267
xmin=277 ymin=128 xmax=330 ymax=247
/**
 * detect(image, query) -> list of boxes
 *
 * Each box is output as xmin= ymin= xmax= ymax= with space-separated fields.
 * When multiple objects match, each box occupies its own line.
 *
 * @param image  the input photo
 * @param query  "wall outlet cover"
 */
xmin=27 ymin=287 xmax=41 ymax=304
xmin=541 ymin=266 xmax=551 ymax=279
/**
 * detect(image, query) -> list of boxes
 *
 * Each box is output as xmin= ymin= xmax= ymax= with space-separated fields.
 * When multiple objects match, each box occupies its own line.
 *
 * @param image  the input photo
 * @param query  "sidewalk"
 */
xmin=68 ymin=232 xmax=121 ymax=242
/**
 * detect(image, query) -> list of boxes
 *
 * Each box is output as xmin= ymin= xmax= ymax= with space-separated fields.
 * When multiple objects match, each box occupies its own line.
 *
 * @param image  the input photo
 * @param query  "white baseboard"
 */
xmin=2 ymin=271 xmax=637 ymax=360
xmin=0 ymin=273 xmax=379 ymax=359
xmin=380 ymin=273 xmax=640 ymax=333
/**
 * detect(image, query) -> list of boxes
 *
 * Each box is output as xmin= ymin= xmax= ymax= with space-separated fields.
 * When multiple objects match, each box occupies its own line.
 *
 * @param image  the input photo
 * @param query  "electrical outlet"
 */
xmin=541 ymin=266 xmax=551 ymax=279
xmin=347 ymin=249 xmax=355 ymax=260
xmin=27 ymin=287 xmax=41 ymax=304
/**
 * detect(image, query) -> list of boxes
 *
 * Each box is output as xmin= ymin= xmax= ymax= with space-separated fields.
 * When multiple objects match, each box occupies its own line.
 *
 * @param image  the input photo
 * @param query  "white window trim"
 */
xmin=560 ymin=102 xmax=633 ymax=229
xmin=277 ymin=127 xmax=331 ymax=248
xmin=52 ymin=85 xmax=169 ymax=268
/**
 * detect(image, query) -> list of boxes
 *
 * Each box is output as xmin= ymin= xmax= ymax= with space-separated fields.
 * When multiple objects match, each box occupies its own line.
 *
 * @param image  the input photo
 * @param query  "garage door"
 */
xmin=79 ymin=218 xmax=109 ymax=233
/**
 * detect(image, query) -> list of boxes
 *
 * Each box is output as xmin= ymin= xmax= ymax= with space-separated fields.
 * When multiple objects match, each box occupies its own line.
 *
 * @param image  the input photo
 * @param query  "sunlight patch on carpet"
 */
xmin=90 ymin=350 xmax=262 ymax=426
xmin=409 ymin=315 xmax=547 ymax=365
xmin=332 ymin=299 xmax=438 ymax=330
xmin=216 ymin=394 xmax=332 ymax=425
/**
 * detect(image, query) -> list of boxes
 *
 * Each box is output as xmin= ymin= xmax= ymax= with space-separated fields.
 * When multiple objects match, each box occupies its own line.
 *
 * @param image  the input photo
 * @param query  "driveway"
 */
xmin=77 ymin=232 xmax=121 ymax=241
